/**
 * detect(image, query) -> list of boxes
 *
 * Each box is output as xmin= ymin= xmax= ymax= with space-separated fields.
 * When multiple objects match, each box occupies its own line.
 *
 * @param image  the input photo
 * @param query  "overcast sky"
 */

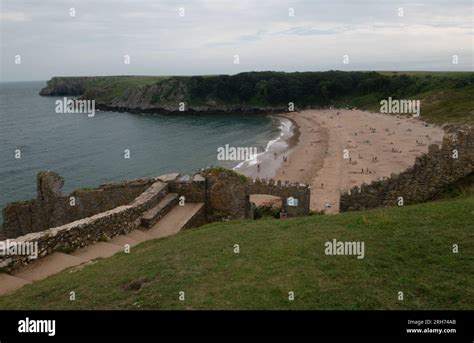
xmin=1 ymin=0 xmax=472 ymax=81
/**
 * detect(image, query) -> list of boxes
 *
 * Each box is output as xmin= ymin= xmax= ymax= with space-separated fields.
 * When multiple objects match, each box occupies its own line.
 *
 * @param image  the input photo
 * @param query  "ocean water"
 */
xmin=0 ymin=81 xmax=282 ymax=216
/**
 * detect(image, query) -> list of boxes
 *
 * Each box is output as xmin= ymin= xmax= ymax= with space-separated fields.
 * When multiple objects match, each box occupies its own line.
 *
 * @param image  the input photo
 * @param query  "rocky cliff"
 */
xmin=39 ymin=77 xmax=97 ymax=96
xmin=39 ymin=75 xmax=287 ymax=114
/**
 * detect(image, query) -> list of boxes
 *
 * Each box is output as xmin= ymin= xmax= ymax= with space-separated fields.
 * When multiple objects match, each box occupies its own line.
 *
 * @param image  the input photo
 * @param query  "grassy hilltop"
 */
xmin=40 ymin=71 xmax=474 ymax=125
xmin=1 ymin=188 xmax=472 ymax=310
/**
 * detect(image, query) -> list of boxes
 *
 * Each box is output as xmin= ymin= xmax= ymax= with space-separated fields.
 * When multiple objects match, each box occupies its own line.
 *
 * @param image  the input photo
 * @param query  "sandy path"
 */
xmin=274 ymin=109 xmax=445 ymax=213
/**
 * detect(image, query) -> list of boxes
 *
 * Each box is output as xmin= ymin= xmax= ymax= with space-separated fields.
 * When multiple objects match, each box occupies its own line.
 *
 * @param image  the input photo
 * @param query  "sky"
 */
xmin=0 ymin=0 xmax=473 ymax=81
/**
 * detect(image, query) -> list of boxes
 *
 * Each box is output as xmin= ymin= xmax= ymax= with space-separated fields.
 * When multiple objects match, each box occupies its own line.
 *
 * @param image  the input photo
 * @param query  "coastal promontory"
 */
xmin=39 ymin=71 xmax=474 ymax=124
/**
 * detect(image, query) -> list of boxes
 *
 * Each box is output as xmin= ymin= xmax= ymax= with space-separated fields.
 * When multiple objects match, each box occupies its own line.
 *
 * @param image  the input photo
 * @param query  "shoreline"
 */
xmin=255 ymin=109 xmax=445 ymax=213
xmin=233 ymin=115 xmax=299 ymax=179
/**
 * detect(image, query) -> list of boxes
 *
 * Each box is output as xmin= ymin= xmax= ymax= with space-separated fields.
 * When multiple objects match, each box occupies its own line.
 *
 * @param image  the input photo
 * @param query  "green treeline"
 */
xmin=41 ymin=71 xmax=474 ymax=124
xmin=177 ymin=71 xmax=474 ymax=107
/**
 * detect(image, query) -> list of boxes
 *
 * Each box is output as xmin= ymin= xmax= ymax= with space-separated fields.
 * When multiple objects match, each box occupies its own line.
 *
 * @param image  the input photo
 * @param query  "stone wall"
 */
xmin=204 ymin=170 xmax=248 ymax=221
xmin=168 ymin=174 xmax=207 ymax=203
xmin=1 ymin=171 xmax=155 ymax=239
xmin=0 ymin=180 xmax=166 ymax=272
xmin=0 ymin=168 xmax=311 ymax=271
xmin=0 ymin=205 xmax=140 ymax=272
xmin=246 ymin=178 xmax=311 ymax=217
xmin=203 ymin=169 xmax=311 ymax=221
xmin=167 ymin=174 xmax=208 ymax=220
xmin=340 ymin=129 xmax=474 ymax=211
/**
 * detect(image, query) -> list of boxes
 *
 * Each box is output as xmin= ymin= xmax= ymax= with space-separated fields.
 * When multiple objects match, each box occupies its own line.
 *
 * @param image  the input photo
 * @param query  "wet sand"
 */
xmin=234 ymin=116 xmax=297 ymax=179
xmin=269 ymin=109 xmax=445 ymax=213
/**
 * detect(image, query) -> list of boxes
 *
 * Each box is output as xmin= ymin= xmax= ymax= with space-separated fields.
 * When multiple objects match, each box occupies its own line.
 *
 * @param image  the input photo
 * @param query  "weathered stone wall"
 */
xmin=168 ymin=174 xmax=207 ymax=203
xmin=1 ymin=171 xmax=155 ymax=239
xmin=0 ymin=180 xmax=166 ymax=272
xmin=203 ymin=169 xmax=311 ymax=220
xmin=205 ymin=171 xmax=248 ymax=221
xmin=0 ymin=169 xmax=311 ymax=271
xmin=182 ymin=205 xmax=206 ymax=230
xmin=246 ymin=178 xmax=311 ymax=217
xmin=0 ymin=206 xmax=140 ymax=272
xmin=340 ymin=129 xmax=474 ymax=211
xmin=168 ymin=174 xmax=208 ymax=219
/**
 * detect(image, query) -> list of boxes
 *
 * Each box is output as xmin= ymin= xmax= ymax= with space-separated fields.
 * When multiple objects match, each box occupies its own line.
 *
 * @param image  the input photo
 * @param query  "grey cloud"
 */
xmin=1 ymin=0 xmax=472 ymax=81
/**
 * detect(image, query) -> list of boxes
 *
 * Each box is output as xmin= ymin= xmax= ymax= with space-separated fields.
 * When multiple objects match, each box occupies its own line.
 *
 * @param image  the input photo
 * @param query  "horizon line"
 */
xmin=2 ymin=69 xmax=473 ymax=83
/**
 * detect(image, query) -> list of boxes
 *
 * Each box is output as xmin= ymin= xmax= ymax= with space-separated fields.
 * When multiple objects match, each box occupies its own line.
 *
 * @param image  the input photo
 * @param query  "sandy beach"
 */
xmin=251 ymin=109 xmax=445 ymax=213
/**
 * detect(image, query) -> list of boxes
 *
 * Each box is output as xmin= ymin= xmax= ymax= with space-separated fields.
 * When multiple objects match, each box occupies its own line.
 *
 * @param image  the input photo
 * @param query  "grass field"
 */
xmin=0 ymin=192 xmax=472 ymax=310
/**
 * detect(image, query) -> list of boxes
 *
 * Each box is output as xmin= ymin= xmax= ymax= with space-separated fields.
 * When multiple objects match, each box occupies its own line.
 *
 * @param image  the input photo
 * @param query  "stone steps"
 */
xmin=129 ymin=180 xmax=169 ymax=212
xmin=0 ymin=202 xmax=204 ymax=296
xmin=146 ymin=203 xmax=204 ymax=239
xmin=141 ymin=193 xmax=179 ymax=228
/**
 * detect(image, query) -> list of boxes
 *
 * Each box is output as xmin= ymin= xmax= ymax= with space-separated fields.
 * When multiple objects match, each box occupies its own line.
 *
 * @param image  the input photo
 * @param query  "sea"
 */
xmin=0 ymin=81 xmax=293 ymax=218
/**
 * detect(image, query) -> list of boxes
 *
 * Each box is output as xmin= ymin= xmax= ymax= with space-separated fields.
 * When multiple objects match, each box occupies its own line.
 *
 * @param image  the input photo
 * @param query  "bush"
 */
xmin=254 ymin=201 xmax=281 ymax=219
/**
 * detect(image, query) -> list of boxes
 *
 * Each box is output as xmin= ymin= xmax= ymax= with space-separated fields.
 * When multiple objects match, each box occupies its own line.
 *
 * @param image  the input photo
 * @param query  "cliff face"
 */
xmin=39 ymin=75 xmax=287 ymax=114
xmin=106 ymin=78 xmax=188 ymax=110
xmin=39 ymin=77 xmax=97 ymax=96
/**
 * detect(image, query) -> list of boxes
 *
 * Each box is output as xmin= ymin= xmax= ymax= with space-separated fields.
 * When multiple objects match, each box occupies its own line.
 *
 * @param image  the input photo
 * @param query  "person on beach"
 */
xmin=257 ymin=164 xmax=260 ymax=173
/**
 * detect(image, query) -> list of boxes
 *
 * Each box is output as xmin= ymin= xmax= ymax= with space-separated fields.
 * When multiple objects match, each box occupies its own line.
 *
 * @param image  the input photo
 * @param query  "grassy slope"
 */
xmin=351 ymin=85 xmax=474 ymax=126
xmin=0 ymin=194 xmax=472 ymax=310
xmin=84 ymin=76 xmax=168 ymax=103
xmin=342 ymin=72 xmax=474 ymax=125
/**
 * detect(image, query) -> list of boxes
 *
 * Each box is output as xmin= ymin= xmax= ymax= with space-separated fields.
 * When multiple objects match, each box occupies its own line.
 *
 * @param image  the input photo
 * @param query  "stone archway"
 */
xmin=202 ymin=169 xmax=310 ymax=221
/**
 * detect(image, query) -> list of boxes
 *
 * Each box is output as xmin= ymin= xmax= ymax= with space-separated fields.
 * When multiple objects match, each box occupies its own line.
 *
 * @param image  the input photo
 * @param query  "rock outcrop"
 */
xmin=39 ymin=77 xmax=95 ymax=96
xmin=36 ymin=171 xmax=64 ymax=200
